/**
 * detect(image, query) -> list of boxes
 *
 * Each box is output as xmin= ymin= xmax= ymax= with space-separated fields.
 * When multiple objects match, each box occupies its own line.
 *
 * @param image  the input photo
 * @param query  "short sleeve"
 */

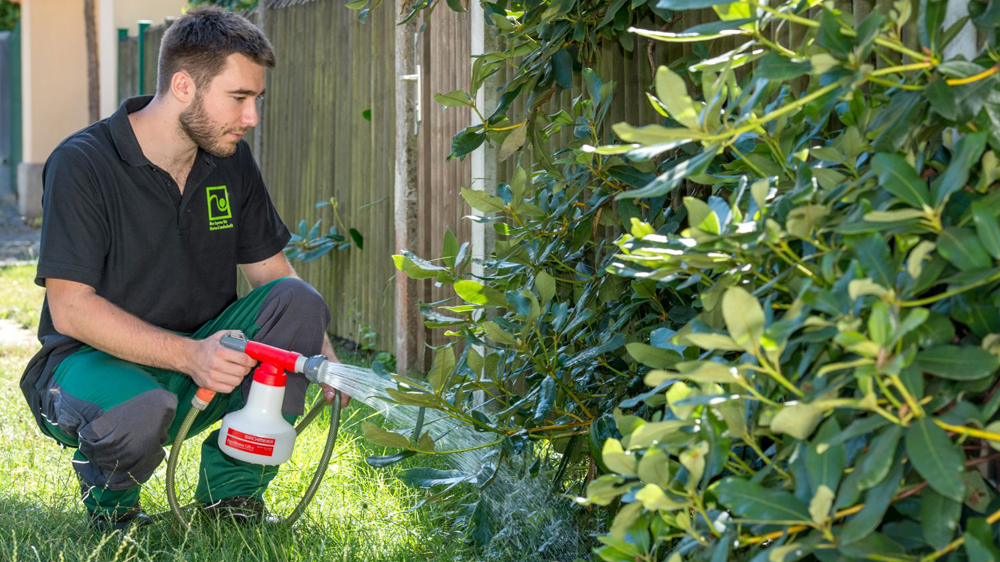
xmin=35 ymin=146 xmax=110 ymax=288
xmin=237 ymin=145 xmax=291 ymax=264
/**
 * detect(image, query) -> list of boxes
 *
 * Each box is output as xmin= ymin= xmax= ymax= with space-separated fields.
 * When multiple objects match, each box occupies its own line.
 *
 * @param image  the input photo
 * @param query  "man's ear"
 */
xmin=170 ymin=71 xmax=197 ymax=104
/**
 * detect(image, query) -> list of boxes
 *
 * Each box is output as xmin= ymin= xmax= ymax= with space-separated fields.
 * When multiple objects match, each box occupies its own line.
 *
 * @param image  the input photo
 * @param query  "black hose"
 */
xmin=164 ymin=390 xmax=342 ymax=530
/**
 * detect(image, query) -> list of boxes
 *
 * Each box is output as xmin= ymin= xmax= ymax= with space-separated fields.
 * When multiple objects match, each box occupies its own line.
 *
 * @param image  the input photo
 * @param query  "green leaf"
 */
xmin=615 ymin=146 xmax=718 ymax=200
xmin=535 ymin=271 xmax=555 ymax=303
xmin=428 ymin=347 xmax=456 ymax=393
xmin=533 ymin=377 xmax=556 ymax=422
xmin=627 ymin=421 xmax=690 ymax=450
xmin=721 ymin=286 xmax=765 ymax=353
xmin=397 ymin=467 xmax=474 ymax=488
xmin=497 ymin=124 xmax=527 ymax=161
xmin=602 ymin=438 xmax=637 ymax=475
xmin=626 ymin=342 xmax=681 ymax=369
xmin=454 ymin=280 xmax=507 ymax=307
xmin=481 ymin=321 xmax=518 ymax=347
xmin=818 ymin=9 xmax=852 ymax=55
xmin=755 ymin=53 xmax=811 ymax=80
xmin=847 ymin=234 xmax=895 ymax=288
xmin=434 ymin=89 xmax=473 ymax=108
xmin=714 ymin=478 xmax=811 ymax=521
xmin=871 ymin=153 xmax=930 ymax=208
xmin=349 ymin=227 xmax=363 ymax=249
xmin=362 ymin=421 xmax=411 ymax=449
xmin=937 ymin=228 xmax=992 ymax=271
xmin=671 ymin=361 xmax=741 ymax=384
xmin=771 ymin=402 xmax=825 ymax=440
xmin=917 ymin=346 xmax=1000 ymax=380
xmin=565 ymin=333 xmax=627 ymax=367
xmin=921 ymin=490 xmax=962 ymax=550
xmin=460 ymin=187 xmax=505 ymax=213
xmin=441 ymin=228 xmax=459 ymax=268
xmin=449 ymin=127 xmax=486 ymax=160
xmin=584 ymin=475 xmax=635 ymax=506
xmin=972 ymin=202 xmax=1000 ymax=260
xmin=868 ymin=300 xmax=891 ymax=346
xmin=392 ymin=253 xmax=448 ymax=280
xmin=637 ymin=448 xmax=672 ymax=487
xmin=599 ymin=0 xmax=628 ymax=28
xmin=905 ymin=417 xmax=966 ymax=502
xmin=964 ymin=518 xmax=1000 ymax=561
xmin=678 ymin=332 xmax=743 ymax=351
xmin=932 ymin=131 xmax=988 ymax=205
xmin=654 ymin=0 xmax=733 ymax=11
xmin=365 ymin=450 xmax=418 ymax=468
xmin=654 ymin=66 xmax=699 ymax=130
xmin=444 ymin=0 xmax=467 ymax=13
xmin=807 ymin=418 xmax=845 ymax=495
xmin=840 ymin=459 xmax=904 ymax=544
xmin=856 ymin=425 xmax=902 ymax=491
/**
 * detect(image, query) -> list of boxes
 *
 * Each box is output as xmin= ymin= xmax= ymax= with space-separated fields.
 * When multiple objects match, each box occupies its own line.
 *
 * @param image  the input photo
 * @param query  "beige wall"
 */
xmin=100 ymin=0 xmax=186 ymax=118
xmin=20 ymin=0 xmax=89 ymax=163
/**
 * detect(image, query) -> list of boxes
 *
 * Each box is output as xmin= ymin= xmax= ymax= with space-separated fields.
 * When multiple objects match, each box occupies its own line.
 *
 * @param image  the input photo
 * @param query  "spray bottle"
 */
xmin=216 ymin=333 xmax=328 ymax=465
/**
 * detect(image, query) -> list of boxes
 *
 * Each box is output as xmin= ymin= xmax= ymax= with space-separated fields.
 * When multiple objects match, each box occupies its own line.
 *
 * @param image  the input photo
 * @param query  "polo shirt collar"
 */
xmin=110 ymin=95 xmax=217 ymax=169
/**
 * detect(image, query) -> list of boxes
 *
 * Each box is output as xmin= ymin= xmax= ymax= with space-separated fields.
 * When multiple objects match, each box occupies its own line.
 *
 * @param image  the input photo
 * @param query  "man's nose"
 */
xmin=243 ymin=99 xmax=259 ymax=128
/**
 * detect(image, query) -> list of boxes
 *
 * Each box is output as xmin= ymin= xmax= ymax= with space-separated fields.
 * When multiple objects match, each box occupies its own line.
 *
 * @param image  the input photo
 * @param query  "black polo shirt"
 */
xmin=21 ymin=95 xmax=290 ymax=429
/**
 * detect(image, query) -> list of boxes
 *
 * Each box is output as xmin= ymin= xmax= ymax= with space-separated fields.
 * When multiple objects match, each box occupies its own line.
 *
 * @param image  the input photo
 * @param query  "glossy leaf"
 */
xmin=905 ymin=417 xmax=965 ymax=502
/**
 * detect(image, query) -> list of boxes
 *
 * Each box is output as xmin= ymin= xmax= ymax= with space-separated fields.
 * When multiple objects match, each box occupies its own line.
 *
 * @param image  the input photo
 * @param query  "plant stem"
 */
xmin=873 ymin=37 xmax=935 ymax=62
xmin=748 ymin=0 xmax=817 ymax=28
xmin=867 ymin=76 xmax=925 ymax=91
xmin=702 ymin=80 xmax=846 ymax=143
xmin=888 ymin=375 xmax=924 ymax=417
xmin=897 ymin=269 xmax=1000 ymax=307
xmin=945 ymin=64 xmax=999 ymax=86
xmin=742 ymin=434 xmax=791 ymax=479
xmin=869 ymin=61 xmax=934 ymax=77
xmin=936 ymin=420 xmax=1000 ymax=443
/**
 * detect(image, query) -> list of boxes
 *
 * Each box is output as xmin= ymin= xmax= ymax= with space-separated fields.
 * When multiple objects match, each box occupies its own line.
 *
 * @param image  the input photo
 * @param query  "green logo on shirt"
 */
xmin=207 ymin=186 xmax=234 ymax=231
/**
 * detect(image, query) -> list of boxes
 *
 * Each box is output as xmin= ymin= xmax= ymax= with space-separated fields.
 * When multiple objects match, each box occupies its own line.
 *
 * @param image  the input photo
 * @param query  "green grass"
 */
xmin=0 ymin=264 xmax=475 ymax=562
xmin=0 ymin=264 xmax=44 ymax=332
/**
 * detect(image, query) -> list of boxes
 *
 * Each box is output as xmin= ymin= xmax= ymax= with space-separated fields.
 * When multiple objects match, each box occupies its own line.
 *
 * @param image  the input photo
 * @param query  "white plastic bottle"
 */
xmin=218 ymin=362 xmax=297 ymax=465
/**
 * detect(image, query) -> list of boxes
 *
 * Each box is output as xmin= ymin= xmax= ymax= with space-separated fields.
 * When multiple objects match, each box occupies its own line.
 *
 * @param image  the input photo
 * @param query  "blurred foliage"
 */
xmin=0 ymin=0 xmax=19 ymax=32
xmin=186 ymin=0 xmax=258 ymax=12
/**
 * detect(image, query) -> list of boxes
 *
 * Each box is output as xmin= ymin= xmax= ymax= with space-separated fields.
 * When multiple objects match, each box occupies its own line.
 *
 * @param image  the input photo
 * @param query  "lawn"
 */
xmin=0 ymin=264 xmax=474 ymax=562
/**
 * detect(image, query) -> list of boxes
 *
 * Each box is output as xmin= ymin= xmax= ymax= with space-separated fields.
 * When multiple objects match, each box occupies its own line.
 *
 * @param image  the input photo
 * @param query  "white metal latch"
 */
xmin=400 ymin=64 xmax=421 ymax=132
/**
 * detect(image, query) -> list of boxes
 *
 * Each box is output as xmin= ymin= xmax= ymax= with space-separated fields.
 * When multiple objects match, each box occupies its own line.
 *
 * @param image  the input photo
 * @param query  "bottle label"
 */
xmin=225 ymin=427 xmax=275 ymax=456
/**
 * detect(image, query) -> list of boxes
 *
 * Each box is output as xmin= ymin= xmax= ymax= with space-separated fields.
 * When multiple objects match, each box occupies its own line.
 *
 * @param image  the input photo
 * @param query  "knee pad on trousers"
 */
xmin=73 ymin=389 xmax=177 ymax=490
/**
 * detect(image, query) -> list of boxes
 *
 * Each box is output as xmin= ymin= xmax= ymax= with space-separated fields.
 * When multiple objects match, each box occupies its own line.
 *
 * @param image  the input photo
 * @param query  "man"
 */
xmin=19 ymin=7 xmax=349 ymax=531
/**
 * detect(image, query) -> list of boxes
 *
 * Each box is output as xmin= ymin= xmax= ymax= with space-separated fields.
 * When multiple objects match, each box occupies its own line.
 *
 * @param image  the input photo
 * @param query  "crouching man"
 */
xmin=19 ymin=7 xmax=349 ymax=532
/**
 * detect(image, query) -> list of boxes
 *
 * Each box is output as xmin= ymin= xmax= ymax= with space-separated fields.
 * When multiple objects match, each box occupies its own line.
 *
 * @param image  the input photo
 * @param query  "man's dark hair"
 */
xmin=156 ymin=6 xmax=275 ymax=96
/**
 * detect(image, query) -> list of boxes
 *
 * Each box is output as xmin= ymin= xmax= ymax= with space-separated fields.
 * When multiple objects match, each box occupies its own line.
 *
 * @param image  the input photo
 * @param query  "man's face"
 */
xmin=178 ymin=53 xmax=265 ymax=158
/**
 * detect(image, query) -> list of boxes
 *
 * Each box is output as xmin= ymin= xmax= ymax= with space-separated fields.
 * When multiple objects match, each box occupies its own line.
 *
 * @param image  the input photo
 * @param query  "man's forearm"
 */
xmin=53 ymin=290 xmax=195 ymax=374
xmin=321 ymin=333 xmax=340 ymax=364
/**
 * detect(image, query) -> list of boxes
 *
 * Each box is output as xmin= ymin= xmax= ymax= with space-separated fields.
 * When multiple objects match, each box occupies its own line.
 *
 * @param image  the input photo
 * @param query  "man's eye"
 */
xmin=234 ymin=96 xmax=246 ymax=102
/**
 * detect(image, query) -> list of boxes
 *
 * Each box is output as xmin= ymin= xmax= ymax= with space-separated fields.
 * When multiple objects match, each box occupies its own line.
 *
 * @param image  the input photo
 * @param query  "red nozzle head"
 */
xmin=253 ymin=362 xmax=287 ymax=387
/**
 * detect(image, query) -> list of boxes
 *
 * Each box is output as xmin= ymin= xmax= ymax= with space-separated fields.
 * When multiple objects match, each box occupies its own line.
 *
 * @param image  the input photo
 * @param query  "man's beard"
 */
xmin=178 ymin=95 xmax=243 ymax=158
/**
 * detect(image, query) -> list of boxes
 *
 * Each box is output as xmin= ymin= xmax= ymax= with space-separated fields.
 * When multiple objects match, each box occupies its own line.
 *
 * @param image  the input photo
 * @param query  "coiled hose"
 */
xmin=165 ymin=390 xmax=342 ymax=531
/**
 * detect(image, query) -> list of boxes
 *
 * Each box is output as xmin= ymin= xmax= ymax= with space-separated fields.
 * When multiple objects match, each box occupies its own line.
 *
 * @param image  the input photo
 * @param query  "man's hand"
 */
xmin=184 ymin=330 xmax=257 ymax=393
xmin=319 ymin=335 xmax=351 ymax=408
xmin=321 ymin=382 xmax=351 ymax=408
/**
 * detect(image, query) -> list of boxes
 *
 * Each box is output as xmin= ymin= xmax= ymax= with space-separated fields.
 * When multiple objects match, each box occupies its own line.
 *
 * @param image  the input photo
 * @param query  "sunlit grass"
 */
xmin=0 ymin=264 xmax=474 ymax=562
xmin=0 ymin=264 xmax=44 ymax=332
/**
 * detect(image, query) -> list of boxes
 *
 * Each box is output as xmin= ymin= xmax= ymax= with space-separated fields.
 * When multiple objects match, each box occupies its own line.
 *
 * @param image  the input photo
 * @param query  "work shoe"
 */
xmin=200 ymin=496 xmax=281 ymax=525
xmin=88 ymin=507 xmax=153 ymax=533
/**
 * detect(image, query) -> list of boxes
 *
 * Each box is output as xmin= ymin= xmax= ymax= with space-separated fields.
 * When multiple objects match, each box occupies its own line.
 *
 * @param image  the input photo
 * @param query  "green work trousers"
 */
xmin=40 ymin=278 xmax=330 ymax=517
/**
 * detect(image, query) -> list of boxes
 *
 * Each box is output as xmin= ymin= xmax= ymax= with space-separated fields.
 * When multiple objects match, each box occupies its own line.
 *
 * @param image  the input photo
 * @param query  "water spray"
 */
xmin=164 ymin=332 xmax=342 ymax=530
